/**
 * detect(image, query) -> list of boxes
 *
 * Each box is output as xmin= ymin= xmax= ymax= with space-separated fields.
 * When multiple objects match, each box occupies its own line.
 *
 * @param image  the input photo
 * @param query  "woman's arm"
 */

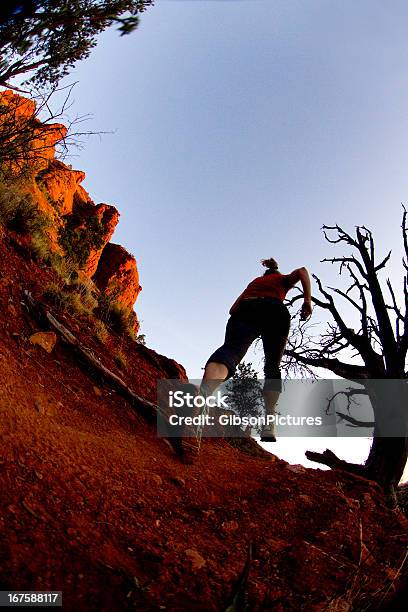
xmin=286 ymin=267 xmax=313 ymax=320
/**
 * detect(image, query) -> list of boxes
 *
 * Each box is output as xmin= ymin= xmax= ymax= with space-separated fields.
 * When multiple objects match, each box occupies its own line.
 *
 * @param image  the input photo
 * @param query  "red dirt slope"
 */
xmin=0 ymin=233 xmax=407 ymax=611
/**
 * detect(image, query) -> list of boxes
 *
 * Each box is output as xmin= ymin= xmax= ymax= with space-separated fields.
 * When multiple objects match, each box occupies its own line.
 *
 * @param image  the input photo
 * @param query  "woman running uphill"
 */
xmin=200 ymin=258 xmax=312 ymax=442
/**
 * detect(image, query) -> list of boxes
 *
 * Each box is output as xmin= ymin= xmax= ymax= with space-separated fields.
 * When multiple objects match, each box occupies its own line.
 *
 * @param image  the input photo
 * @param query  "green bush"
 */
xmin=58 ymin=214 xmax=106 ymax=268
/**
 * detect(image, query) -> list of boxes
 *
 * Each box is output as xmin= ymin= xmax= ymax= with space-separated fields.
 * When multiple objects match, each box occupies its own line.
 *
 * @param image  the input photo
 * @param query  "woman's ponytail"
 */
xmin=261 ymin=257 xmax=279 ymax=275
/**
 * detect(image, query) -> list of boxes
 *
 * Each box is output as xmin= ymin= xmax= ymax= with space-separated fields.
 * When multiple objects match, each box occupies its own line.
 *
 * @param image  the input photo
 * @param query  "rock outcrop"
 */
xmin=93 ymin=243 xmax=142 ymax=309
xmin=61 ymin=200 xmax=120 ymax=276
xmin=0 ymin=90 xmax=141 ymax=318
xmin=37 ymin=160 xmax=85 ymax=216
xmin=0 ymin=90 xmax=67 ymax=172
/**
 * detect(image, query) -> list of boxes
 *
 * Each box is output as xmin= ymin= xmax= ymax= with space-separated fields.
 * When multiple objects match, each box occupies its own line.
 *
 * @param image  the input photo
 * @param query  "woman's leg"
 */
xmin=261 ymin=389 xmax=280 ymax=441
xmin=179 ymin=313 xmax=257 ymax=462
xmin=260 ymin=305 xmax=291 ymax=441
xmin=201 ymin=306 xmax=259 ymax=396
xmin=201 ymin=362 xmax=229 ymax=396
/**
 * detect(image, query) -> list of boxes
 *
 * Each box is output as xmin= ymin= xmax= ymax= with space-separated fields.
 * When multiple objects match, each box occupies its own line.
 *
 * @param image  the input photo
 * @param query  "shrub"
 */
xmin=114 ymin=348 xmax=128 ymax=371
xmin=97 ymin=292 xmax=135 ymax=336
xmin=43 ymin=280 xmax=96 ymax=317
xmin=0 ymin=181 xmax=50 ymax=234
xmin=94 ymin=320 xmax=109 ymax=345
xmin=49 ymin=255 xmax=79 ymax=284
xmin=58 ymin=213 xmax=106 ymax=268
xmin=69 ymin=290 xmax=96 ymax=315
xmin=29 ymin=230 xmax=53 ymax=262
xmin=72 ymin=279 xmax=98 ymax=312
xmin=43 ymin=282 xmax=73 ymax=311
xmin=36 ymin=179 xmax=55 ymax=207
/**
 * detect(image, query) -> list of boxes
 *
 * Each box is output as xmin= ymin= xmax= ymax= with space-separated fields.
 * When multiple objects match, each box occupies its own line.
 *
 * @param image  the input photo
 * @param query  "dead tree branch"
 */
xmin=284 ymin=214 xmax=408 ymax=496
xmin=22 ymin=289 xmax=158 ymax=421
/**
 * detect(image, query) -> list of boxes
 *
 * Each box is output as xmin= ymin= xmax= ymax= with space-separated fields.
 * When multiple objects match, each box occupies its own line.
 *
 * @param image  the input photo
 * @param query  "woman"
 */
xmin=200 ymin=257 xmax=312 ymax=442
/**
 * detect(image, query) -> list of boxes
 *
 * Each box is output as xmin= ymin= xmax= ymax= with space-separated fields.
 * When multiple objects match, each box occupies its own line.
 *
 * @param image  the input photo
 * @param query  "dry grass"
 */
xmin=43 ymin=279 xmax=96 ymax=317
xmin=29 ymin=230 xmax=53 ymax=261
xmin=114 ymin=348 xmax=128 ymax=371
xmin=97 ymin=292 xmax=135 ymax=337
xmin=0 ymin=181 xmax=50 ymax=235
xmin=94 ymin=320 xmax=109 ymax=345
xmin=324 ymin=515 xmax=408 ymax=611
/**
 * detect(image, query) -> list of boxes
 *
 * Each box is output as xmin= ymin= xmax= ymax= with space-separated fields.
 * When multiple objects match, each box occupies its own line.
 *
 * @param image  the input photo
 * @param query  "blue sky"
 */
xmin=51 ymin=0 xmax=408 ymax=474
xmin=57 ymin=0 xmax=408 ymax=379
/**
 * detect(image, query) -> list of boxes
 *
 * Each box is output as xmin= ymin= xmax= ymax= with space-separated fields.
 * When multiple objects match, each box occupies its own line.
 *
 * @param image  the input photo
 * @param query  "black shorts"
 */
xmin=205 ymin=297 xmax=291 ymax=391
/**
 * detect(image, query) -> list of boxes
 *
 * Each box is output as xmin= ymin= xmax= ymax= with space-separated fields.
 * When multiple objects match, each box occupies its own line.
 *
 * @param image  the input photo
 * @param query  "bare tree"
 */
xmin=283 ymin=212 xmax=408 ymax=501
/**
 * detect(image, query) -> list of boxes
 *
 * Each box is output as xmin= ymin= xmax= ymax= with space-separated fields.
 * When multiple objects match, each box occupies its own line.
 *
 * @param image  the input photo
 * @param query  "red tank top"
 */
xmin=230 ymin=273 xmax=294 ymax=314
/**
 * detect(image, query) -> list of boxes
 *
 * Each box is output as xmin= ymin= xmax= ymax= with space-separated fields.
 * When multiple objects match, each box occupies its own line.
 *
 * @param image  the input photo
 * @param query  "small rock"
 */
xmin=29 ymin=331 xmax=57 ymax=353
xmin=66 ymin=527 xmax=77 ymax=537
xmin=35 ymin=400 xmax=46 ymax=415
xmin=152 ymin=474 xmax=163 ymax=486
xmin=286 ymin=464 xmax=306 ymax=474
xmin=320 ymin=599 xmax=350 ymax=612
xmin=222 ymin=520 xmax=239 ymax=532
xmin=93 ymin=386 xmax=102 ymax=397
xmin=185 ymin=548 xmax=206 ymax=570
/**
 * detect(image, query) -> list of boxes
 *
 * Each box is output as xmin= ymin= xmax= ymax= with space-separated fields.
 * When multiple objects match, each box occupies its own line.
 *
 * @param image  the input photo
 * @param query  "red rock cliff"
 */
xmin=0 ymin=90 xmax=141 ymax=318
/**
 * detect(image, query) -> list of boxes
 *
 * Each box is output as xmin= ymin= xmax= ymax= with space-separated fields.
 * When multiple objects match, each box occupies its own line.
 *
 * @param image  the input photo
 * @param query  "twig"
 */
xmin=376 ymin=549 xmax=408 ymax=607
